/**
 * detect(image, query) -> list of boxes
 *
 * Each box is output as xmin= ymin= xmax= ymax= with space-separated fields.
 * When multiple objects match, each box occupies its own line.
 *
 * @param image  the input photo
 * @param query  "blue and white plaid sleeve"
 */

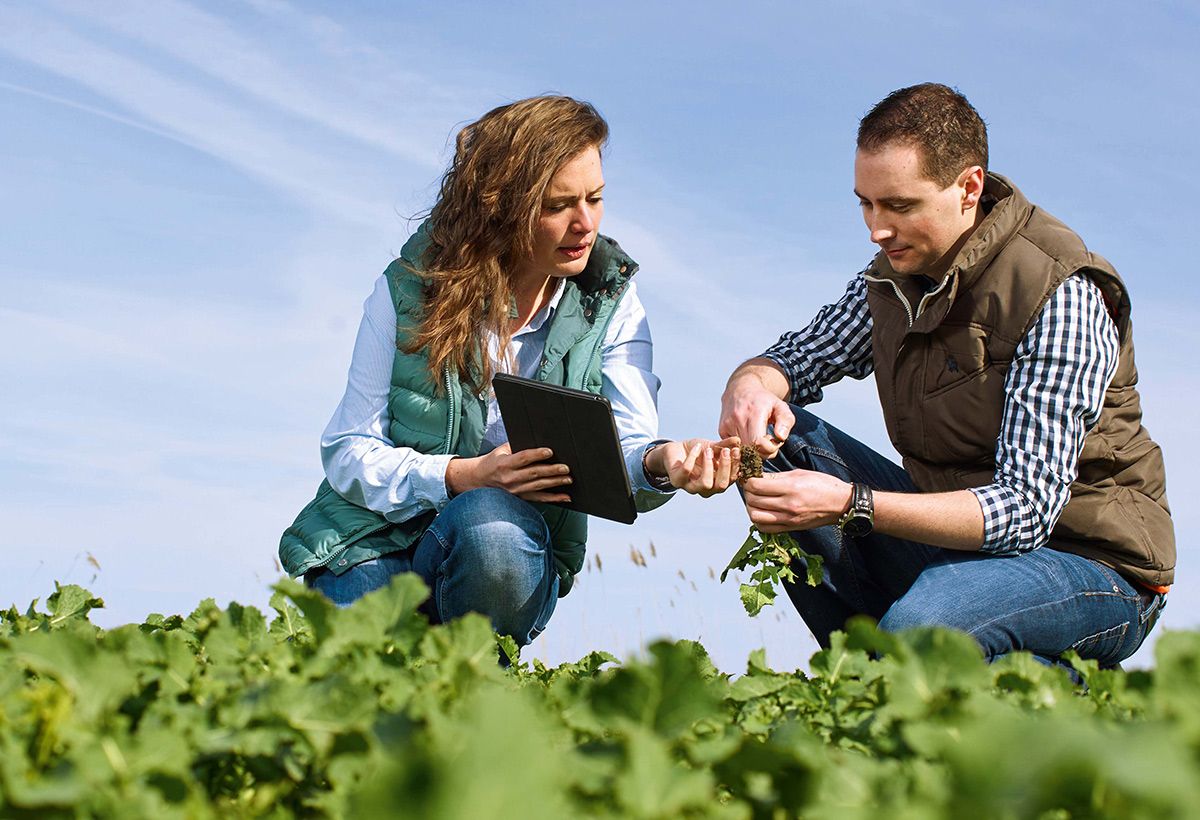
xmin=760 ymin=274 xmax=876 ymax=405
xmin=969 ymin=274 xmax=1121 ymax=555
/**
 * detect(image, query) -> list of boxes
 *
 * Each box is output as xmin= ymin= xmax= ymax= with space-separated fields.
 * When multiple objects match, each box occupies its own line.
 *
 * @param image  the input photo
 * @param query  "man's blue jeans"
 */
xmin=770 ymin=406 xmax=1165 ymax=667
xmin=304 ymin=488 xmax=560 ymax=647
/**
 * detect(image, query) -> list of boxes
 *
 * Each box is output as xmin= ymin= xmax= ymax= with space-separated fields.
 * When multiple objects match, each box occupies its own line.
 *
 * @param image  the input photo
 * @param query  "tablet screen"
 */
xmin=492 ymin=374 xmax=637 ymax=524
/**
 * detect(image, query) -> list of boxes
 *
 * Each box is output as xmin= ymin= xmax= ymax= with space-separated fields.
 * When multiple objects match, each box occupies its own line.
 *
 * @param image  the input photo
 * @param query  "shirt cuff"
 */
xmin=968 ymin=484 xmax=1024 ymax=555
xmin=396 ymin=453 xmax=458 ymax=518
xmin=630 ymin=439 xmax=676 ymax=496
xmin=759 ymin=351 xmax=799 ymax=404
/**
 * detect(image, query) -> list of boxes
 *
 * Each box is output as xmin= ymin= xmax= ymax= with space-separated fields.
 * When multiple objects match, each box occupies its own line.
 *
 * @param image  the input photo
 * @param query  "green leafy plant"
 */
xmin=722 ymin=446 xmax=825 ymax=616
xmin=721 ymin=527 xmax=824 ymax=616
xmin=1 ymin=580 xmax=1193 ymax=819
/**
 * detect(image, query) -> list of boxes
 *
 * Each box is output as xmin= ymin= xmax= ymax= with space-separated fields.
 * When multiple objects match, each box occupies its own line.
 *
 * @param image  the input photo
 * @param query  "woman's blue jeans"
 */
xmin=305 ymin=488 xmax=560 ymax=647
xmin=769 ymin=406 xmax=1165 ymax=668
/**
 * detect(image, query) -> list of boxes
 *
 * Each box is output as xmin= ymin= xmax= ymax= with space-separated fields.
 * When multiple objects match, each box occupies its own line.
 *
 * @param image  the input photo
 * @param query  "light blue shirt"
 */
xmin=321 ymin=275 xmax=673 ymax=524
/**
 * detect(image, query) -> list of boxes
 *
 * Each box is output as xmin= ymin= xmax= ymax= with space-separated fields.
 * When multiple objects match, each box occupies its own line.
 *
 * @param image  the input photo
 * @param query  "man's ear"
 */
xmin=959 ymin=165 xmax=986 ymax=212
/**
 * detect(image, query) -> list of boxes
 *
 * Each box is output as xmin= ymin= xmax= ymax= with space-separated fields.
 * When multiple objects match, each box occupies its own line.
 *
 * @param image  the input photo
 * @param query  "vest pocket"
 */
xmin=924 ymin=323 xmax=990 ymax=396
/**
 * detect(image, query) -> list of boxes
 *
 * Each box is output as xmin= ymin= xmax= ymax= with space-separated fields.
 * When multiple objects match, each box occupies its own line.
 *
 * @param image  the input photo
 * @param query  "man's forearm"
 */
xmin=726 ymin=357 xmax=791 ymax=400
xmin=873 ymin=488 xmax=985 ymax=551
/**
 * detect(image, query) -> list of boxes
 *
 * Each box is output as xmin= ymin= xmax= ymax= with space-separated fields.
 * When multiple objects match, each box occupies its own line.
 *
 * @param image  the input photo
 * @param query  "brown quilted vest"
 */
xmin=864 ymin=173 xmax=1174 ymax=587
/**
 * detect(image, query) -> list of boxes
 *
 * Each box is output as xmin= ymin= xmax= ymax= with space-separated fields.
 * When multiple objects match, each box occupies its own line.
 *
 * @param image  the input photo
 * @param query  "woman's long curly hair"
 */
xmin=406 ymin=95 xmax=609 ymax=394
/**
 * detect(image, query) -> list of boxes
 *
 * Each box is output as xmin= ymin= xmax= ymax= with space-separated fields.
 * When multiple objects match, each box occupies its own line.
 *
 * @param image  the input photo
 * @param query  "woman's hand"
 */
xmin=445 ymin=444 xmax=573 ymax=503
xmin=645 ymin=437 xmax=742 ymax=497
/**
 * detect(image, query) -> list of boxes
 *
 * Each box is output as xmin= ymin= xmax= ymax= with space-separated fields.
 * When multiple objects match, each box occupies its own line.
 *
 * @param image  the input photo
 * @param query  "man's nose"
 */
xmin=868 ymin=219 xmax=895 ymax=245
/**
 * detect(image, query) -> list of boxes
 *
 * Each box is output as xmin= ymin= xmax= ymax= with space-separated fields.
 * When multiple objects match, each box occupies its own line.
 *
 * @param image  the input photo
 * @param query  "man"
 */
xmin=719 ymin=83 xmax=1173 ymax=667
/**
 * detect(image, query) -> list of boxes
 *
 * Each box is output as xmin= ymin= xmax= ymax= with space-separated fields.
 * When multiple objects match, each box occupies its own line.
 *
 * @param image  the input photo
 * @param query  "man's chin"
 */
xmin=889 ymin=257 xmax=933 ymax=277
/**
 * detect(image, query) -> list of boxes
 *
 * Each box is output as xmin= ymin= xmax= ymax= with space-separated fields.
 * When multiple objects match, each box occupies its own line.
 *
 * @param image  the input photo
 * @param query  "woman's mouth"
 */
xmin=558 ymin=243 xmax=589 ymax=260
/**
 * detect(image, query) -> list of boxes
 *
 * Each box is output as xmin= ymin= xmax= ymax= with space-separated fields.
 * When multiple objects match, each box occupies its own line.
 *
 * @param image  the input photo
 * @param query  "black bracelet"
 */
xmin=642 ymin=442 xmax=675 ymax=492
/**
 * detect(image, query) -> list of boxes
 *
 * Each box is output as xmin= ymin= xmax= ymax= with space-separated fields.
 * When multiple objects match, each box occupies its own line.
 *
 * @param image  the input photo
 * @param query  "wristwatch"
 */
xmin=838 ymin=482 xmax=874 ymax=538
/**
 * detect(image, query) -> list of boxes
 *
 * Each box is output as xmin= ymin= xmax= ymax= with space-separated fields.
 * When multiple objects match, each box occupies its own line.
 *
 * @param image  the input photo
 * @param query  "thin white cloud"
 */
xmin=0 ymin=5 xmax=391 ymax=229
xmin=0 ymin=79 xmax=184 ymax=145
xmin=44 ymin=0 xmax=454 ymax=170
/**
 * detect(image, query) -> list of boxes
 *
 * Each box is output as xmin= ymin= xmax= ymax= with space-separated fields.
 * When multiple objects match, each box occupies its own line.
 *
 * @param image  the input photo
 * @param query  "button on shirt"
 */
xmin=761 ymin=272 xmax=1120 ymax=556
xmin=321 ymin=275 xmax=673 ymax=525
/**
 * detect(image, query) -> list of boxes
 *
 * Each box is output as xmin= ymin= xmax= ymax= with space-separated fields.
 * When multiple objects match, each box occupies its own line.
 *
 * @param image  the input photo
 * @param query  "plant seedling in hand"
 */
xmin=722 ymin=447 xmax=824 ymax=616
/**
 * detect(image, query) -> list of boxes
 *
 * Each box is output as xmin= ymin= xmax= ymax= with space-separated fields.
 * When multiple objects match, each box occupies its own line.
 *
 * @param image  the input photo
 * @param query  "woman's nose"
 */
xmin=572 ymin=205 xmax=595 ymax=233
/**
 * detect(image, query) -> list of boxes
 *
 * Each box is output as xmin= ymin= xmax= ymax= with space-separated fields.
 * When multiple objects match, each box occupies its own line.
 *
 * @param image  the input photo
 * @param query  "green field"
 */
xmin=2 ymin=578 xmax=1198 ymax=819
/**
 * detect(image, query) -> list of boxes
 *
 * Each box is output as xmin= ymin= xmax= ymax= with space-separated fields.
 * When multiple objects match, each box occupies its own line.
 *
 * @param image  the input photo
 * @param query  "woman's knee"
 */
xmin=433 ymin=488 xmax=552 ymax=592
xmin=429 ymin=490 xmax=557 ymax=644
xmin=443 ymin=488 xmax=543 ymax=533
xmin=440 ymin=489 xmax=548 ymax=558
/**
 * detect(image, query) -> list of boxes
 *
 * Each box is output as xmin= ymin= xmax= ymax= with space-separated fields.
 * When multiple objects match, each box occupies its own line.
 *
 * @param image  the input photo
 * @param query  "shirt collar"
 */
xmin=515 ymin=278 xmax=565 ymax=337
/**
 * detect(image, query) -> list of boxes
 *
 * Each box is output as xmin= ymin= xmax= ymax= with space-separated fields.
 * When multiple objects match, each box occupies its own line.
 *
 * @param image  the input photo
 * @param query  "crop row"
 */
xmin=2 ymin=578 xmax=1199 ymax=818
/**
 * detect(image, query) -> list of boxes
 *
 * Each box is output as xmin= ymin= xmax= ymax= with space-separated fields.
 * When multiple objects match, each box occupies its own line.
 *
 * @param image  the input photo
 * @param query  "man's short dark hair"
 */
xmin=857 ymin=83 xmax=988 ymax=188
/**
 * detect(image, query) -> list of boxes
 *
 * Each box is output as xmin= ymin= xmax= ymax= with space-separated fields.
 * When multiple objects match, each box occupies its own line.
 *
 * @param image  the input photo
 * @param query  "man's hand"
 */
xmin=445 ymin=444 xmax=572 ymax=503
xmin=741 ymin=469 xmax=853 ymax=534
xmin=719 ymin=359 xmax=795 ymax=458
xmin=645 ymin=437 xmax=741 ymax=497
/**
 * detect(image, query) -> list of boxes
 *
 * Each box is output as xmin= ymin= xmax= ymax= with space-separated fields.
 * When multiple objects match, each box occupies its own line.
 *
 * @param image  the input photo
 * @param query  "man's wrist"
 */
xmin=837 ymin=482 xmax=875 ymax=537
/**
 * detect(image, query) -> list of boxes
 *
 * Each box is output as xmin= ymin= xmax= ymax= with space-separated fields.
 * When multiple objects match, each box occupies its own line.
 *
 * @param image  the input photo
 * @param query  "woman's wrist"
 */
xmin=444 ymin=456 xmax=472 ymax=497
xmin=641 ymin=441 xmax=675 ymax=491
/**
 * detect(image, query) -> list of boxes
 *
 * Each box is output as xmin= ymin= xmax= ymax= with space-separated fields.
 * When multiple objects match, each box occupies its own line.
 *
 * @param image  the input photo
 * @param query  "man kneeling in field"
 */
xmin=720 ymin=83 xmax=1173 ymax=667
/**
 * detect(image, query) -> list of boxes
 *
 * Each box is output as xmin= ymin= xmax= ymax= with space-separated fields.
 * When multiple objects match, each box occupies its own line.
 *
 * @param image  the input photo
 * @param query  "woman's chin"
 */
xmin=555 ymin=257 xmax=591 ymax=277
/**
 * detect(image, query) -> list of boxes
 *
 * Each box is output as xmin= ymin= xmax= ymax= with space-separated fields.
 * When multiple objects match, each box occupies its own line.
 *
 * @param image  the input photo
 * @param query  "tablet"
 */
xmin=492 ymin=373 xmax=637 ymax=524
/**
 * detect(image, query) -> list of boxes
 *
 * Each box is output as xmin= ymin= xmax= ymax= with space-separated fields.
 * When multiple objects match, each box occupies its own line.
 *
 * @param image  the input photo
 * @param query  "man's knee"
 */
xmin=878 ymin=590 xmax=974 ymax=634
xmin=764 ymin=407 xmax=827 ymax=474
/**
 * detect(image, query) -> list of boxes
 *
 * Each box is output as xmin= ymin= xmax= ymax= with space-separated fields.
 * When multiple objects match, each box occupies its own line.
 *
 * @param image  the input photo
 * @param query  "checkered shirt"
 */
xmin=761 ymin=271 xmax=1121 ymax=555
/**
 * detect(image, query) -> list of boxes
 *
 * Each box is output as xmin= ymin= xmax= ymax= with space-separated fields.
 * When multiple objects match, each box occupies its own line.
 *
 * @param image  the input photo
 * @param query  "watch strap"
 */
xmin=838 ymin=482 xmax=874 ymax=535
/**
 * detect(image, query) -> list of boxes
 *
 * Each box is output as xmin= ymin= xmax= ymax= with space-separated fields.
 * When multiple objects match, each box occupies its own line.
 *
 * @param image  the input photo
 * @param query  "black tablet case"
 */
xmin=492 ymin=374 xmax=638 ymax=524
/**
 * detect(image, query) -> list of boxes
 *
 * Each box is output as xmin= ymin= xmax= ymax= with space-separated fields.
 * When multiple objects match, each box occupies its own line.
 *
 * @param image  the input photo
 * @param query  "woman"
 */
xmin=280 ymin=96 xmax=736 ymax=647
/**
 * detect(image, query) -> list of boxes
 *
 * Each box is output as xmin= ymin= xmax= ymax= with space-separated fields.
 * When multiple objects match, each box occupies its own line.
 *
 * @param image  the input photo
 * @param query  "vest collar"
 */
xmin=951 ymin=173 xmax=1031 ymax=292
xmin=866 ymin=172 xmax=1032 ymax=334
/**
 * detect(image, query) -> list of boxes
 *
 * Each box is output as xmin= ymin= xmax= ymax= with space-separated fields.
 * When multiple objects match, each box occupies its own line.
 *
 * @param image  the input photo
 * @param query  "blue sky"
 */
xmin=2 ymin=0 xmax=1197 ymax=671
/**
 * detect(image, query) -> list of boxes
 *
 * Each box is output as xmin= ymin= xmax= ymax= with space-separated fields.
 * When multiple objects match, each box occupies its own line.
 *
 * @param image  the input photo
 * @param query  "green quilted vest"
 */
xmin=279 ymin=224 xmax=638 ymax=597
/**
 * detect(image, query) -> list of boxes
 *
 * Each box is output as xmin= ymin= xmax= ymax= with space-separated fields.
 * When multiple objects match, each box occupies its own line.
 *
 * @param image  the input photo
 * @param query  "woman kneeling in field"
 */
xmin=280 ymin=95 xmax=737 ymax=647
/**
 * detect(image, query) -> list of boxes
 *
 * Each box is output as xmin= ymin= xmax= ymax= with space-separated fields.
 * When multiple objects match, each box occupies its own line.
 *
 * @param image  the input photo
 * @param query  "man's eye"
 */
xmin=588 ymin=196 xmax=603 ymax=204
